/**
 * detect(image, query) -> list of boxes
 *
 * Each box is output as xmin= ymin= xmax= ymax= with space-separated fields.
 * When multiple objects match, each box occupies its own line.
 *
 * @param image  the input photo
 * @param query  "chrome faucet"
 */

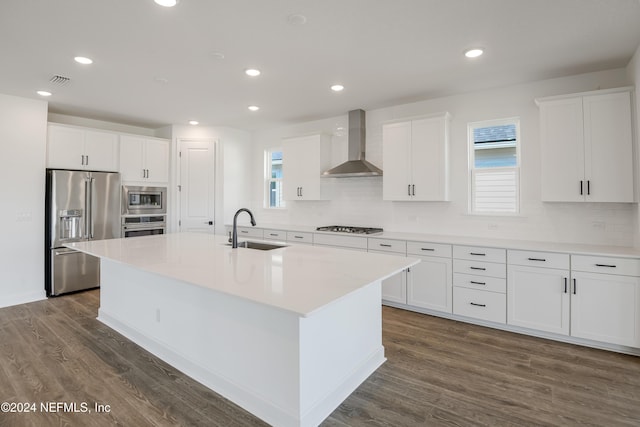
xmin=231 ymin=208 xmax=256 ymax=248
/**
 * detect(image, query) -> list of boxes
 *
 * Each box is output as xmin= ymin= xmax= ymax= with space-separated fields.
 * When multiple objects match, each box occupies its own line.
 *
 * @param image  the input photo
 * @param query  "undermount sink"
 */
xmin=227 ymin=241 xmax=287 ymax=251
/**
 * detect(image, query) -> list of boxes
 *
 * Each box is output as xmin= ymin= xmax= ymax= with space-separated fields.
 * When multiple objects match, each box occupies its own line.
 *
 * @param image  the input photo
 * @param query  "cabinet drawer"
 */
xmin=263 ymin=229 xmax=286 ymax=240
xmin=407 ymin=241 xmax=452 ymax=258
xmin=286 ymin=231 xmax=313 ymax=244
xmin=453 ymin=273 xmax=506 ymax=293
xmin=368 ymin=238 xmax=406 ymax=254
xmin=313 ymin=233 xmax=368 ymax=250
xmin=237 ymin=227 xmax=263 ymax=239
xmin=508 ymin=250 xmax=569 ymax=269
xmin=453 ymin=245 xmax=505 ymax=263
xmin=453 ymin=287 xmax=506 ymax=324
xmin=453 ymin=259 xmax=506 ymax=278
xmin=571 ymin=255 xmax=640 ymax=276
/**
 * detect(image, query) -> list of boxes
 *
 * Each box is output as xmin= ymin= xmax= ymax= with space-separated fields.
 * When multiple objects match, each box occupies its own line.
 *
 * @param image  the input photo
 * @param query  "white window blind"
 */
xmin=471 ymin=167 xmax=519 ymax=213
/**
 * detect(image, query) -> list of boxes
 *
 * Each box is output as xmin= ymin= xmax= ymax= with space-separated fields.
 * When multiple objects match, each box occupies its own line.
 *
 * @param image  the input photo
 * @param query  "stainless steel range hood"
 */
xmin=322 ymin=109 xmax=383 ymax=178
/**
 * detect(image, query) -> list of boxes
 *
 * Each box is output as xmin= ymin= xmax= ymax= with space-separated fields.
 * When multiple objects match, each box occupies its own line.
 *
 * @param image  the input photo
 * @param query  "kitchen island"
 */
xmin=67 ymin=232 xmax=418 ymax=427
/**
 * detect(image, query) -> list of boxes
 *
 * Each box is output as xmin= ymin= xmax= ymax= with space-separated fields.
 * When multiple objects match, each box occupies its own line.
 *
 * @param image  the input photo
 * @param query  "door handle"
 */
xmin=412 ymin=184 xmax=415 ymax=196
xmin=408 ymin=184 xmax=411 ymax=196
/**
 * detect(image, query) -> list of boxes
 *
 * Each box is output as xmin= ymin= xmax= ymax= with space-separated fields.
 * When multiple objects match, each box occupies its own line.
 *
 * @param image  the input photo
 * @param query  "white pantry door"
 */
xmin=178 ymin=139 xmax=215 ymax=233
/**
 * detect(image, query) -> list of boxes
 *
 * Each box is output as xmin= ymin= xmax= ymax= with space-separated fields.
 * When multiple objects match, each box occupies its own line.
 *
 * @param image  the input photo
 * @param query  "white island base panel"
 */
xmin=97 ymin=259 xmax=385 ymax=427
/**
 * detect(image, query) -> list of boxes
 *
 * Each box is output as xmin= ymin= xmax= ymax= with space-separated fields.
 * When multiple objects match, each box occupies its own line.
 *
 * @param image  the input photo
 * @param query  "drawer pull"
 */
xmin=527 ymin=257 xmax=546 ymax=262
xmin=379 ymin=244 xmax=392 ymax=247
xmin=573 ymin=278 xmax=577 ymax=295
xmin=595 ymin=264 xmax=617 ymax=268
xmin=294 ymin=235 xmax=304 ymax=239
xmin=269 ymin=233 xmax=278 ymax=236
xmin=421 ymin=248 xmax=435 ymax=251
xmin=470 ymin=281 xmax=486 ymax=285
xmin=470 ymin=302 xmax=486 ymax=307
xmin=564 ymin=277 xmax=567 ymax=294
xmin=240 ymin=230 xmax=249 ymax=233
xmin=470 ymin=252 xmax=486 ymax=256
xmin=470 ymin=266 xmax=486 ymax=271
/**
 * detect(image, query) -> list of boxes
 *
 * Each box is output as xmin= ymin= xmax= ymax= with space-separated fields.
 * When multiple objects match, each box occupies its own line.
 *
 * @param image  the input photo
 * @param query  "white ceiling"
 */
xmin=1 ymin=0 xmax=640 ymax=131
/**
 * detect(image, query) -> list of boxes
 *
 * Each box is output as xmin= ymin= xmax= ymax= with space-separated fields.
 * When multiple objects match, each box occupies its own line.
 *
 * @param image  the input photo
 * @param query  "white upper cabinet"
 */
xmin=47 ymin=124 xmax=119 ymax=172
xmin=120 ymin=135 xmax=170 ymax=184
xmin=282 ymin=134 xmax=331 ymax=201
xmin=382 ymin=113 xmax=450 ymax=201
xmin=537 ymin=87 xmax=634 ymax=203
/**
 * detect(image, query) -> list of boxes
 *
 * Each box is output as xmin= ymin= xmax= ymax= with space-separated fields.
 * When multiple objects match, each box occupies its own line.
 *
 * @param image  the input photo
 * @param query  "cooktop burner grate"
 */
xmin=316 ymin=225 xmax=383 ymax=235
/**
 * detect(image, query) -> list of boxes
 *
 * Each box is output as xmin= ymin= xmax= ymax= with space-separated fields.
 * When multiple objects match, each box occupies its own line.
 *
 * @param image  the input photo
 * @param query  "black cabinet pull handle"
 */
xmin=470 ymin=266 xmax=486 ymax=271
xmin=470 ymin=281 xmax=486 ymax=285
xmin=587 ymin=180 xmax=590 ymax=195
xmin=573 ymin=278 xmax=577 ymax=295
xmin=412 ymin=184 xmax=415 ymax=196
xmin=580 ymin=180 xmax=583 ymax=195
xmin=421 ymin=248 xmax=435 ymax=251
xmin=294 ymin=235 xmax=304 ymax=239
xmin=470 ymin=302 xmax=486 ymax=307
xmin=408 ymin=184 xmax=411 ymax=196
xmin=595 ymin=264 xmax=616 ymax=268
xmin=380 ymin=243 xmax=392 ymax=247
xmin=564 ymin=277 xmax=567 ymax=293
xmin=470 ymin=252 xmax=485 ymax=256
xmin=269 ymin=233 xmax=278 ymax=236
xmin=527 ymin=257 xmax=546 ymax=262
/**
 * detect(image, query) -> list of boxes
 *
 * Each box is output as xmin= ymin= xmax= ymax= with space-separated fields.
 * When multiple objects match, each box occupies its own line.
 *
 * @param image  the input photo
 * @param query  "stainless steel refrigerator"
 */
xmin=45 ymin=169 xmax=121 ymax=296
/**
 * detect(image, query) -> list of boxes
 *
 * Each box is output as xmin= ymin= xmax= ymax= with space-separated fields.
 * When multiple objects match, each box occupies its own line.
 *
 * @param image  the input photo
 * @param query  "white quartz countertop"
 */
xmin=66 ymin=233 xmax=418 ymax=317
xmin=229 ymin=222 xmax=640 ymax=258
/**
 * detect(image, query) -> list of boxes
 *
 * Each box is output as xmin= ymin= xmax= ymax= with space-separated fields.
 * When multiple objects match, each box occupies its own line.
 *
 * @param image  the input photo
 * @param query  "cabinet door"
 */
xmin=145 ymin=139 xmax=170 ymax=183
xmin=410 ymin=116 xmax=448 ymax=201
xmin=282 ymin=135 xmax=323 ymax=200
xmin=119 ymin=136 xmax=146 ymax=181
xmin=539 ymin=97 xmax=585 ymax=202
xmin=570 ymin=272 xmax=640 ymax=347
xmin=382 ymin=121 xmax=411 ymax=201
xmin=507 ymin=265 xmax=570 ymax=335
xmin=407 ymin=256 xmax=452 ymax=313
xmin=84 ymin=130 xmax=119 ymax=172
xmin=583 ymin=91 xmax=634 ymax=202
xmin=47 ymin=125 xmax=85 ymax=169
xmin=381 ymin=270 xmax=407 ymax=305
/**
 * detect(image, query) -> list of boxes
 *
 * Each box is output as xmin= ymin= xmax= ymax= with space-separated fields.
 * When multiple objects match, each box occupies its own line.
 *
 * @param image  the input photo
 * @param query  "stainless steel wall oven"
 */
xmin=122 ymin=185 xmax=167 ymax=215
xmin=121 ymin=215 xmax=166 ymax=238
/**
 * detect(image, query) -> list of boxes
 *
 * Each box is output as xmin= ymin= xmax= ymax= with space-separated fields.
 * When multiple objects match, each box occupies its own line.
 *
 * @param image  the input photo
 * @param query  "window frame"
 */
xmin=265 ymin=148 xmax=285 ymax=209
xmin=467 ymin=117 xmax=521 ymax=215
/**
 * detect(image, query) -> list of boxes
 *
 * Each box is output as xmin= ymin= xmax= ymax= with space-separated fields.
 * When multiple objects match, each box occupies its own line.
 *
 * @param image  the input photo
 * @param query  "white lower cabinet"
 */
xmin=570 ymin=270 xmax=640 ymax=348
xmin=507 ymin=264 xmax=570 ymax=335
xmin=453 ymin=287 xmax=506 ymax=323
xmin=381 ymin=269 xmax=407 ymax=304
xmin=407 ymin=255 xmax=452 ymax=313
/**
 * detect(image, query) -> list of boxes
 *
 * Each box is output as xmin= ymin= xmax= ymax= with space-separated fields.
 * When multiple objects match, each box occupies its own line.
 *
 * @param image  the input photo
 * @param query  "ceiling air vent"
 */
xmin=49 ymin=75 xmax=70 ymax=86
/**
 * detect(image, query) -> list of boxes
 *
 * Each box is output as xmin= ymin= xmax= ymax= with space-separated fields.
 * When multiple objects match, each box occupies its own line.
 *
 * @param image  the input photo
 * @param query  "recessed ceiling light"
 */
xmin=248 ymin=105 xmax=260 ymax=111
xmin=74 ymin=56 xmax=93 ymax=65
xmin=245 ymin=68 xmax=261 ymax=77
xmin=287 ymin=13 xmax=307 ymax=25
xmin=154 ymin=0 xmax=179 ymax=6
xmin=189 ymin=120 xmax=199 ymax=125
xmin=331 ymin=84 xmax=345 ymax=92
xmin=37 ymin=90 xmax=52 ymax=97
xmin=464 ymin=48 xmax=484 ymax=58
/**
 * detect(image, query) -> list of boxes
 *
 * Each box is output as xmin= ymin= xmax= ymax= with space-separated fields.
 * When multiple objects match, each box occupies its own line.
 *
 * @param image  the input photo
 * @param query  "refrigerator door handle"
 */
xmin=89 ymin=177 xmax=95 ymax=239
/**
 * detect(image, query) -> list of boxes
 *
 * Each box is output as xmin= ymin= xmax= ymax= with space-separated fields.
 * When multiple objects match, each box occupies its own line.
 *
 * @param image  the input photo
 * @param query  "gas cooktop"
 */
xmin=316 ymin=225 xmax=383 ymax=235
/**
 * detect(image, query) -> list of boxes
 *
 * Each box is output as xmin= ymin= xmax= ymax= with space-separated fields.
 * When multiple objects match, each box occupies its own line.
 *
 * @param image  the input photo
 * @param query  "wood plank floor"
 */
xmin=1 ymin=290 xmax=639 ymax=427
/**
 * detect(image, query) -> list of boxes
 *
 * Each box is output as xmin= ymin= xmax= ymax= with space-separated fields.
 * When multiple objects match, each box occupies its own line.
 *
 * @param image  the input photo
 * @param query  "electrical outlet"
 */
xmin=16 ymin=211 xmax=32 ymax=222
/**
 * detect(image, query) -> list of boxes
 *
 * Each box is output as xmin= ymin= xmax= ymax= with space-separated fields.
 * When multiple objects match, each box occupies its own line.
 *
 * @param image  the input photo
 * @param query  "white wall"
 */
xmin=251 ymin=68 xmax=636 ymax=247
xmin=626 ymin=44 xmax=640 ymax=247
xmin=170 ymin=125 xmax=252 ymax=234
xmin=0 ymin=94 xmax=48 ymax=308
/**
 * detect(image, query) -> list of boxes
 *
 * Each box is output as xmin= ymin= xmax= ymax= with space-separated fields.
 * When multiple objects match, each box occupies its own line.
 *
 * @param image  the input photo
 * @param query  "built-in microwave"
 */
xmin=122 ymin=185 xmax=167 ymax=215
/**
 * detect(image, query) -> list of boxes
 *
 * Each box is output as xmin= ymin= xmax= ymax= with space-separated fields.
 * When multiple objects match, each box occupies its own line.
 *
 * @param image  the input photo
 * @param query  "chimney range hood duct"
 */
xmin=322 ymin=109 xmax=383 ymax=178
